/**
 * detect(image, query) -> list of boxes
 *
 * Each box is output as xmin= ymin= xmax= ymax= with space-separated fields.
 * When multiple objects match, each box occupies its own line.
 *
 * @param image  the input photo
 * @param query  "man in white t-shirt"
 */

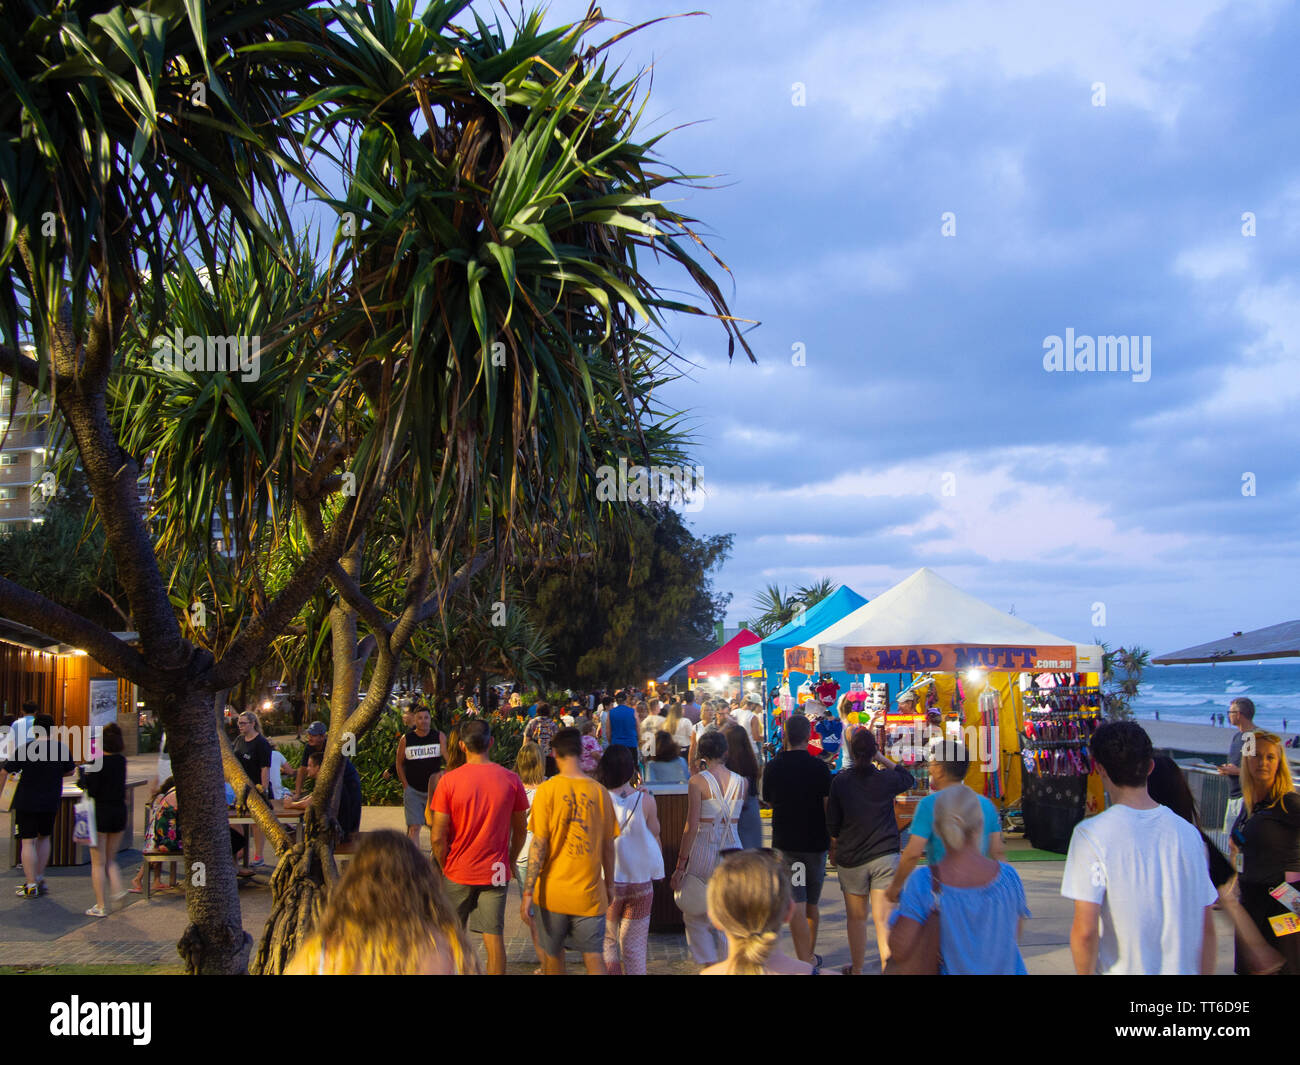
xmin=733 ymin=693 xmax=764 ymax=753
xmin=1061 ymin=720 xmax=1217 ymax=975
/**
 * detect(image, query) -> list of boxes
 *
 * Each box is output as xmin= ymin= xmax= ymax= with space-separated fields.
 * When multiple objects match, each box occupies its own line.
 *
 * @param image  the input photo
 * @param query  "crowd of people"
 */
xmin=4 ymin=685 xmax=1298 ymax=978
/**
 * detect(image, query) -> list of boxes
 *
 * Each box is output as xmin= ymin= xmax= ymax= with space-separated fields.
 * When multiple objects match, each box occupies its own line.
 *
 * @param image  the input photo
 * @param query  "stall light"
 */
xmin=965 ymin=669 xmax=985 ymax=683
xmin=261 ymin=699 xmax=273 ymax=711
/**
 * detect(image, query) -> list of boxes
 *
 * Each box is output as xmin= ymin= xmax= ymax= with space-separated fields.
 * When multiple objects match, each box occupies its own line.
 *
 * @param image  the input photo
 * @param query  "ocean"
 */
xmin=1128 ymin=661 xmax=1300 ymax=731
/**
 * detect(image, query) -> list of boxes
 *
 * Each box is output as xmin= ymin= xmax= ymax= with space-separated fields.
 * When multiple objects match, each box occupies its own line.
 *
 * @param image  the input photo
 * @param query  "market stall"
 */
xmin=687 ymin=629 xmax=761 ymax=695
xmin=790 ymin=568 xmax=1105 ymax=848
xmin=736 ymin=585 xmax=869 ymax=745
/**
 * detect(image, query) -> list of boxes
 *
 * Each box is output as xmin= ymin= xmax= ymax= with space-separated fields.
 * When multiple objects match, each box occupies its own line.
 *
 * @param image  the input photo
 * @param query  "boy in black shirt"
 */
xmin=2 ymin=714 xmax=75 ymax=898
xmin=762 ymin=713 xmax=832 ymax=965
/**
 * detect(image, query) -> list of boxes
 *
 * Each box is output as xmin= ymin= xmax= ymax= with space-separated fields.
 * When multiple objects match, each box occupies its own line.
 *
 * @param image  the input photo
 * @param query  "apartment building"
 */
xmin=0 ymin=362 xmax=54 ymax=531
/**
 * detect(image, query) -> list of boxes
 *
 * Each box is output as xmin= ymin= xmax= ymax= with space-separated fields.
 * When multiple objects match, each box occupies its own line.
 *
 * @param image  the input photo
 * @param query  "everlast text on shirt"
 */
xmin=406 ymin=744 xmax=441 ymax=759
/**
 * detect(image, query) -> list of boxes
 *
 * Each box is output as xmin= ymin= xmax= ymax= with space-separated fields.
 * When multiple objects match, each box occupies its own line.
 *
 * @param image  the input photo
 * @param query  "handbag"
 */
xmin=72 ymin=794 xmax=98 ymax=847
xmin=0 ymin=772 xmax=17 ymax=813
xmin=884 ymin=864 xmax=942 ymax=975
xmin=674 ymin=872 xmax=709 ymax=917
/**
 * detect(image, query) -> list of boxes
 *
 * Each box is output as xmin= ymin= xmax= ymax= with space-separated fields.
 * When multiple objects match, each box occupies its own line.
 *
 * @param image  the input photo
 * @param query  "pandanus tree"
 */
xmin=1 ymin=0 xmax=752 ymax=974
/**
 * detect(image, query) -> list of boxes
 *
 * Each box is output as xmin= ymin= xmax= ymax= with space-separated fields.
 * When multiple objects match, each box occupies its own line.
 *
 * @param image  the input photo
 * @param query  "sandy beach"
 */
xmin=1134 ymin=715 xmax=1296 ymax=756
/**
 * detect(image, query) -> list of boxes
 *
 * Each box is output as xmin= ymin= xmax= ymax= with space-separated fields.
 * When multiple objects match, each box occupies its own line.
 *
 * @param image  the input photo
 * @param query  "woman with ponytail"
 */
xmin=700 ymin=850 xmax=826 ymax=975
xmin=888 ymin=784 xmax=1029 ymax=975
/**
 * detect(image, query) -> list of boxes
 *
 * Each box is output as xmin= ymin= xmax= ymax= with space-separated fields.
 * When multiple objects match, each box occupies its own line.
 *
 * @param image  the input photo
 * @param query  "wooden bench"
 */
xmin=141 ymin=853 xmax=187 ymax=900
xmin=332 ymin=833 xmax=370 ymax=866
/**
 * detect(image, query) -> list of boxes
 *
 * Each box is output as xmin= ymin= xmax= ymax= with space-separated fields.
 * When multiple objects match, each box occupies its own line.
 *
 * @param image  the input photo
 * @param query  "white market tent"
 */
xmin=800 ymin=567 xmax=1103 ymax=675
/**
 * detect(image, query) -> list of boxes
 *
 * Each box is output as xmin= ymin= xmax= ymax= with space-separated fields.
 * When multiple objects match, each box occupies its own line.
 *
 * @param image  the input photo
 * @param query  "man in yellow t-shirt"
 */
xmin=520 ymin=726 xmax=619 ymax=974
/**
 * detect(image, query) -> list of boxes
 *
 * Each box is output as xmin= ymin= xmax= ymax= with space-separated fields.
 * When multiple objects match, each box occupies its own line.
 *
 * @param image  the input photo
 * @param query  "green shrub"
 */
xmin=353 ymin=712 xmax=404 ymax=806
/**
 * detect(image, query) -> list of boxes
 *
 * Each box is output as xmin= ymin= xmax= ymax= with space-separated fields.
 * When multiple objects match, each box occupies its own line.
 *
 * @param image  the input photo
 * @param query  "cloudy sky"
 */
xmin=527 ymin=0 xmax=1299 ymax=655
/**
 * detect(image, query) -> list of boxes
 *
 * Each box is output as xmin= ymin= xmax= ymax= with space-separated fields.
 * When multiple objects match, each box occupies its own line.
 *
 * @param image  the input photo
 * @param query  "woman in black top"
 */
xmin=1148 ymin=756 xmax=1283 ymax=973
xmin=80 ymin=723 xmax=128 ymax=916
xmin=827 ymin=729 xmax=914 ymax=974
xmin=1231 ymin=732 xmax=1300 ymax=975
xmin=233 ymin=711 xmax=273 ymax=864
xmin=723 ymin=723 xmax=762 ymax=849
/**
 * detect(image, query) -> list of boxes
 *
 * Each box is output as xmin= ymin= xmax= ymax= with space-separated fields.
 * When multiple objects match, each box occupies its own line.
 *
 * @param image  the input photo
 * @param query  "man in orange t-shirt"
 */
xmin=520 ymin=727 xmax=618 ymax=975
xmin=429 ymin=719 xmax=528 ymax=975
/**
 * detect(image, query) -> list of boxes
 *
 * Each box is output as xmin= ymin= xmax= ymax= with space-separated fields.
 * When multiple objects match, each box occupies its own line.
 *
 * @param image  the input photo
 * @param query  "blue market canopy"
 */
xmin=737 ymin=585 xmax=869 ymax=677
xmin=1153 ymin=620 xmax=1300 ymax=665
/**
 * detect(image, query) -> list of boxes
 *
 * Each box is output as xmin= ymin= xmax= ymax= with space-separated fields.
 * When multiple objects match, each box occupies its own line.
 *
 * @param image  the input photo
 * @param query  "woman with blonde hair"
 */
xmin=700 ymin=850 xmax=819 ymax=975
xmin=1231 ymin=730 xmax=1300 ymax=974
xmin=663 ymin=701 xmax=692 ymax=758
xmin=285 ymin=830 xmax=478 ymax=974
xmin=442 ymin=726 xmax=465 ymax=772
xmin=888 ymin=784 xmax=1029 ymax=975
xmin=512 ymin=742 xmax=547 ymax=971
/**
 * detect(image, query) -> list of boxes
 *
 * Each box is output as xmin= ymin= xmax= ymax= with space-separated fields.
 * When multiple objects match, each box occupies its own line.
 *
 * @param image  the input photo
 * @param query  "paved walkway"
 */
xmin=0 ymin=753 xmax=1239 ymax=973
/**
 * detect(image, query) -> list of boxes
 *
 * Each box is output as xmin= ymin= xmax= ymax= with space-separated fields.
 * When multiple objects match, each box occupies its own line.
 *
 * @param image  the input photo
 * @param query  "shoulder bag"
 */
xmin=884 ymin=864 xmax=942 ymax=975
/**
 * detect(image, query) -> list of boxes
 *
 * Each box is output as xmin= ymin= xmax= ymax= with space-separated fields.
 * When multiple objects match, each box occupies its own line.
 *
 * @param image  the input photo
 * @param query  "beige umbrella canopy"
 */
xmin=1153 ymin=620 xmax=1300 ymax=665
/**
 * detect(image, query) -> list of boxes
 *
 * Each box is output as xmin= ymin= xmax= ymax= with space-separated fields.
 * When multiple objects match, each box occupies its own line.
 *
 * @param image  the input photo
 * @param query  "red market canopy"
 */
xmin=688 ymin=629 xmax=761 ymax=681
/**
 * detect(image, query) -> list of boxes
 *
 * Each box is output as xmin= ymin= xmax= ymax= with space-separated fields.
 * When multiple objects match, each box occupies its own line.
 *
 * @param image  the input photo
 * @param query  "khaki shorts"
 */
xmin=444 ymin=881 xmax=508 ymax=936
xmin=837 ymin=852 xmax=899 ymax=896
xmin=535 ymin=907 xmax=605 ymax=957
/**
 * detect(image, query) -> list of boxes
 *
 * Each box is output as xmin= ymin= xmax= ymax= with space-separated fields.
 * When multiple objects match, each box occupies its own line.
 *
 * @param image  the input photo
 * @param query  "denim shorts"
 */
xmin=403 ymin=785 xmax=428 ymax=827
xmin=780 ymin=849 xmax=828 ymax=905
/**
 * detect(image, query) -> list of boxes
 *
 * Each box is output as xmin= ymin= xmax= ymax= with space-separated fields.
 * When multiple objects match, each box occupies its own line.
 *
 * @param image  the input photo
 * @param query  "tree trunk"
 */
xmin=250 ymin=805 xmax=338 ymax=975
xmin=166 ymin=688 xmax=252 ymax=974
xmin=251 ymin=565 xmax=363 ymax=973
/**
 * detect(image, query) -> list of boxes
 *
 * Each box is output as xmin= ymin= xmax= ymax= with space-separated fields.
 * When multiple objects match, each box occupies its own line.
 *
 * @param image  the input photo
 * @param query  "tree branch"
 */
xmin=352 ymin=549 xmax=492 ymax=666
xmin=207 ymin=483 xmax=383 ymax=692
xmin=0 ymin=344 xmax=45 ymax=392
xmin=0 ymin=575 xmax=151 ymax=686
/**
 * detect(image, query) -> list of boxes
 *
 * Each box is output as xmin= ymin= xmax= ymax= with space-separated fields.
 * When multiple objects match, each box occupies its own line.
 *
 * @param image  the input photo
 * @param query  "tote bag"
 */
xmin=72 ymin=794 xmax=98 ymax=847
xmin=0 ymin=772 xmax=17 ymax=813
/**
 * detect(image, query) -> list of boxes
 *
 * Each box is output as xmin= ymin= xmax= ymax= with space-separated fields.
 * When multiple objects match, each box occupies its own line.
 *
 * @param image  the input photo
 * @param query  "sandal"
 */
xmin=85 ymin=904 xmax=108 ymax=918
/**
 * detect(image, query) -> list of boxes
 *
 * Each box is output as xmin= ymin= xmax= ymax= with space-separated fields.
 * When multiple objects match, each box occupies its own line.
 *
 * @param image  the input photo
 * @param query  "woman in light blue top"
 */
xmin=888 ymin=784 xmax=1030 ymax=975
xmin=644 ymin=730 xmax=689 ymax=784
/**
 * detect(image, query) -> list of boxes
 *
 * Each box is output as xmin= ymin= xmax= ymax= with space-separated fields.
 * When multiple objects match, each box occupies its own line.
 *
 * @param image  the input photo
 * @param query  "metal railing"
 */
xmin=1182 ymin=764 xmax=1233 ymax=855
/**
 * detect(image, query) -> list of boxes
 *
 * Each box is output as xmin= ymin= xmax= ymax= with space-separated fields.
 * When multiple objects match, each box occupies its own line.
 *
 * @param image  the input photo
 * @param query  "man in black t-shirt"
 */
xmin=762 ymin=713 xmax=832 ymax=966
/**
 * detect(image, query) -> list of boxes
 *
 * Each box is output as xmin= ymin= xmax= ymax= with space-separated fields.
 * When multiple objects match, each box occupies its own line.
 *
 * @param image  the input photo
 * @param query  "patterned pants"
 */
xmin=603 ymin=881 xmax=654 ymax=975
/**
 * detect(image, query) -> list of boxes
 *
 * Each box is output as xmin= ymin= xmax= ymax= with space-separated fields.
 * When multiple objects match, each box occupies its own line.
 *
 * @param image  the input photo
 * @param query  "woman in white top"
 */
xmin=639 ymin=699 xmax=666 ymax=758
xmin=512 ymin=743 xmax=547 ymax=971
xmin=672 ymin=730 xmax=745 ymax=965
xmin=598 ymin=745 xmax=663 ymax=975
xmin=686 ymin=703 xmax=717 ymax=771
xmin=663 ymin=702 xmax=693 ymax=757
